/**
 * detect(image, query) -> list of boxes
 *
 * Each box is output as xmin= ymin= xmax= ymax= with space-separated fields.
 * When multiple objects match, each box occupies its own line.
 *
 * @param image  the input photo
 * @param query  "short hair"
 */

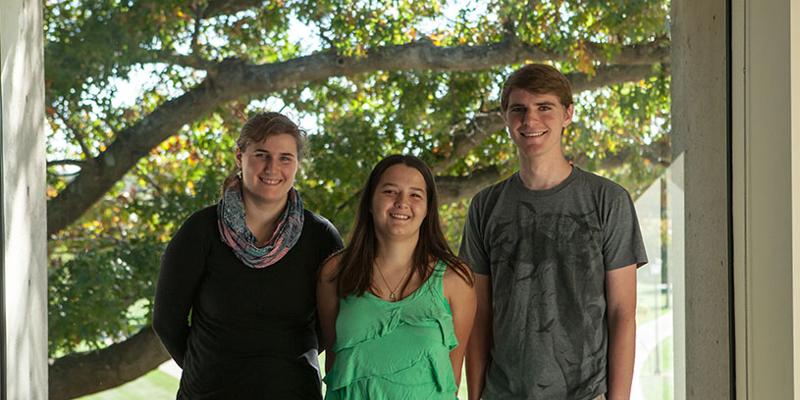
xmin=500 ymin=64 xmax=574 ymax=112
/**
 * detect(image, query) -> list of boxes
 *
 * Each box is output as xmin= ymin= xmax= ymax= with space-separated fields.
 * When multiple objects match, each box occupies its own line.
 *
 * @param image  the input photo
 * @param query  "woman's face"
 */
xmin=236 ymin=133 xmax=299 ymax=206
xmin=370 ymin=163 xmax=428 ymax=241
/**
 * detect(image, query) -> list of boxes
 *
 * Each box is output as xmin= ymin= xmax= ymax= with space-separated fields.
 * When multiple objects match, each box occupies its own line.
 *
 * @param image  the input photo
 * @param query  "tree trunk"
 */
xmin=49 ymin=327 xmax=170 ymax=400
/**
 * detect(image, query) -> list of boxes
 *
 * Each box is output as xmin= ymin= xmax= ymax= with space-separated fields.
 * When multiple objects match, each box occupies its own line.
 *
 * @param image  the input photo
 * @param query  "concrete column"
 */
xmin=731 ymin=0 xmax=799 ymax=398
xmin=671 ymin=0 xmax=732 ymax=398
xmin=793 ymin=0 xmax=800 ymax=396
xmin=0 ymin=0 xmax=48 ymax=398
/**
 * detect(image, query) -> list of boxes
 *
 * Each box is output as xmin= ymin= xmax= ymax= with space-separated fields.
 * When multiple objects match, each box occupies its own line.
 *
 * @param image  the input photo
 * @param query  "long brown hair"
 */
xmin=335 ymin=154 xmax=473 ymax=298
xmin=221 ymin=112 xmax=307 ymax=193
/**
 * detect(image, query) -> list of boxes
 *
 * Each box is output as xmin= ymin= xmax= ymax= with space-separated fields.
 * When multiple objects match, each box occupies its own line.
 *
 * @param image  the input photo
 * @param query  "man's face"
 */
xmin=504 ymin=89 xmax=573 ymax=160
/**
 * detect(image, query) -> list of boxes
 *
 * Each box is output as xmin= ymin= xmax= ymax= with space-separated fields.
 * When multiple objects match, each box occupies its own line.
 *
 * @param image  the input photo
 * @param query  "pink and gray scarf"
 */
xmin=217 ymin=183 xmax=304 ymax=269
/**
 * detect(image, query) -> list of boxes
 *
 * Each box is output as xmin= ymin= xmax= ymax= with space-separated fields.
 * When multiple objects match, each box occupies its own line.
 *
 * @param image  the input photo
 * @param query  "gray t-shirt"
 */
xmin=459 ymin=167 xmax=647 ymax=400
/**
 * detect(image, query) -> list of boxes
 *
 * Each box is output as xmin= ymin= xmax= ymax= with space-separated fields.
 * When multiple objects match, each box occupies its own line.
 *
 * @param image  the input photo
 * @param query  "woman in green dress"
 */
xmin=317 ymin=154 xmax=476 ymax=399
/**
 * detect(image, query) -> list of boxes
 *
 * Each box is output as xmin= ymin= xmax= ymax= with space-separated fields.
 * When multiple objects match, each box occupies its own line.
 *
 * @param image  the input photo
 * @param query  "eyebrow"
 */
xmin=253 ymin=149 xmax=296 ymax=157
xmin=380 ymin=183 xmax=426 ymax=192
xmin=509 ymin=101 xmax=556 ymax=107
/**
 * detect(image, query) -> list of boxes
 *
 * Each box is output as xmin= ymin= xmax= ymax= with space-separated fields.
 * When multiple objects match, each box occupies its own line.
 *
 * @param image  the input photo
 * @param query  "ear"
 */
xmin=235 ymin=148 xmax=243 ymax=169
xmin=562 ymin=104 xmax=574 ymax=128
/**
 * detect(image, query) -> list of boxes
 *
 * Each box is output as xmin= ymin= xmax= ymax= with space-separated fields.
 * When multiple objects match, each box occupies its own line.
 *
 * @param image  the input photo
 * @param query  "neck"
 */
xmin=517 ymin=152 xmax=573 ymax=190
xmin=242 ymin=192 xmax=288 ymax=245
xmin=374 ymin=234 xmax=418 ymax=272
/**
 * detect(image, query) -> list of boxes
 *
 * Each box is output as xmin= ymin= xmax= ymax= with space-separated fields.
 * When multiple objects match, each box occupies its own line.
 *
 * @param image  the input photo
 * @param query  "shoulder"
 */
xmin=575 ymin=167 xmax=631 ymax=200
xmin=188 ymin=204 xmax=218 ymax=223
xmin=319 ymin=252 xmax=344 ymax=282
xmin=442 ymin=262 xmax=476 ymax=301
xmin=442 ymin=260 xmax=474 ymax=288
xmin=164 ymin=205 xmax=217 ymax=254
xmin=303 ymin=210 xmax=339 ymax=233
xmin=175 ymin=205 xmax=218 ymax=236
xmin=468 ymin=173 xmax=516 ymax=211
xmin=303 ymin=210 xmax=343 ymax=241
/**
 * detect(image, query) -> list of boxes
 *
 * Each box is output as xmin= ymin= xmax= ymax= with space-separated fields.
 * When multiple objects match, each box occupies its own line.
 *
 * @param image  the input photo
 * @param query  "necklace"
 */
xmin=374 ymin=262 xmax=413 ymax=301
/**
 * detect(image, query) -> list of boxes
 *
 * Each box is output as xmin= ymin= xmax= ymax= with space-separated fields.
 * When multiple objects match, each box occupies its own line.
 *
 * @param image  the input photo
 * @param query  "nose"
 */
xmin=524 ymin=110 xmax=540 ymax=125
xmin=393 ymin=194 xmax=410 ymax=209
xmin=264 ymin=158 xmax=278 ymax=173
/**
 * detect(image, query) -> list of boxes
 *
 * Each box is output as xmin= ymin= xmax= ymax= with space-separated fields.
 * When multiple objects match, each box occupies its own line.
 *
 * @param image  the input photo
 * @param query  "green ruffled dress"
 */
xmin=324 ymin=260 xmax=458 ymax=399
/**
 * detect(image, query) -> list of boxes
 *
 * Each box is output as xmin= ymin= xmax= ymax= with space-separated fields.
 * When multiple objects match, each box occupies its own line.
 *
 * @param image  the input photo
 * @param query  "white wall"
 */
xmin=732 ymin=0 xmax=800 ymax=398
xmin=0 ymin=0 xmax=48 ymax=398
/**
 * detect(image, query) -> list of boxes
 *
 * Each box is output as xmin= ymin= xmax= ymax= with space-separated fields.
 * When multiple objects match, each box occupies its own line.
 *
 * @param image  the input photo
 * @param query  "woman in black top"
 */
xmin=153 ymin=112 xmax=343 ymax=399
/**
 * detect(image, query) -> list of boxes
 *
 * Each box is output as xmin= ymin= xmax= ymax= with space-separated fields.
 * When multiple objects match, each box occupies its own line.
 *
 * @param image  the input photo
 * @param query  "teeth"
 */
xmin=259 ymin=178 xmax=282 ymax=185
xmin=389 ymin=213 xmax=410 ymax=220
xmin=521 ymin=130 xmax=547 ymax=137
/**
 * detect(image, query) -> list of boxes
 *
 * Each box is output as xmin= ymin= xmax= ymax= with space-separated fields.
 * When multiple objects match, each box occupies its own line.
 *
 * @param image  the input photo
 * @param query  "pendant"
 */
xmin=389 ymin=293 xmax=396 ymax=301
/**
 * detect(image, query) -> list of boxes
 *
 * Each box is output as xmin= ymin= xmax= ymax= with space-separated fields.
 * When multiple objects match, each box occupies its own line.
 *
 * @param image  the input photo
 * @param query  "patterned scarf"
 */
xmin=217 ymin=182 xmax=305 ymax=269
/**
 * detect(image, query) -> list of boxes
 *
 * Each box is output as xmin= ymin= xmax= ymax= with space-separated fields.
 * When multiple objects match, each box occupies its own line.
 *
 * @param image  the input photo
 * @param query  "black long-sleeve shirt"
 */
xmin=153 ymin=205 xmax=343 ymax=399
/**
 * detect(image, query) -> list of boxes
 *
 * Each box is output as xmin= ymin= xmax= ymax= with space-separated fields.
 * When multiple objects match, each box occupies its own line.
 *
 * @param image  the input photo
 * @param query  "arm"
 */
xmin=605 ymin=265 xmax=637 ymax=400
xmin=317 ymin=254 xmax=342 ymax=373
xmin=315 ymin=223 xmax=343 ymax=350
xmin=465 ymin=273 xmax=492 ymax=400
xmin=152 ymin=213 xmax=208 ymax=367
xmin=443 ymin=268 xmax=477 ymax=390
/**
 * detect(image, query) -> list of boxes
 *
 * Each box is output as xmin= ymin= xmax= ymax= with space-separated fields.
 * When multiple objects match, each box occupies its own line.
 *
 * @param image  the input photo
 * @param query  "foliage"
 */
xmin=45 ymin=0 xmax=671 ymax=378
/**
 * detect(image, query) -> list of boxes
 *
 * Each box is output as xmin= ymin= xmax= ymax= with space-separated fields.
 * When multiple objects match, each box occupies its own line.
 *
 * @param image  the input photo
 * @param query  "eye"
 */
xmin=280 ymin=155 xmax=293 ymax=162
xmin=538 ymin=105 xmax=553 ymax=111
xmin=411 ymin=192 xmax=424 ymax=199
xmin=510 ymin=106 xmax=525 ymax=113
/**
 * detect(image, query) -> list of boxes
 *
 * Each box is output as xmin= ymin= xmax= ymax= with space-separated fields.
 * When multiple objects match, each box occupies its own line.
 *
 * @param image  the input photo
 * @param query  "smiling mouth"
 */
xmin=389 ymin=213 xmax=411 ymax=220
xmin=520 ymin=130 xmax=547 ymax=137
xmin=259 ymin=177 xmax=283 ymax=185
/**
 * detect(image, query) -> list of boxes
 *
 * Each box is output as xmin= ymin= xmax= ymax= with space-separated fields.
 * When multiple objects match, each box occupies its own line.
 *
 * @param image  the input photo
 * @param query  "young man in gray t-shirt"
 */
xmin=460 ymin=64 xmax=647 ymax=400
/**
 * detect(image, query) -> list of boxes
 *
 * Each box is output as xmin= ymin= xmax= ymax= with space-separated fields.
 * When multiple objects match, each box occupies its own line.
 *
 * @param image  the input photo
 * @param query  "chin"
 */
xmin=245 ymin=188 xmax=289 ymax=204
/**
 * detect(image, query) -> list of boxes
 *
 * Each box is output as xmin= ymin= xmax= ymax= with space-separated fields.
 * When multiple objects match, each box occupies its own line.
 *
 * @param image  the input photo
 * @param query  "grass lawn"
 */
xmin=641 ymin=335 xmax=674 ymax=400
xmin=79 ymin=369 xmax=179 ymax=400
xmin=80 ymin=357 xmax=470 ymax=399
xmin=636 ymin=285 xmax=672 ymax=325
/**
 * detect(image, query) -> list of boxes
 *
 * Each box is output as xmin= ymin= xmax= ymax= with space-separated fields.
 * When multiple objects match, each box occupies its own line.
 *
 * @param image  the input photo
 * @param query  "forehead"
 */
xmin=507 ymin=89 xmax=562 ymax=105
xmin=247 ymin=133 xmax=297 ymax=153
xmin=377 ymin=164 xmax=427 ymax=189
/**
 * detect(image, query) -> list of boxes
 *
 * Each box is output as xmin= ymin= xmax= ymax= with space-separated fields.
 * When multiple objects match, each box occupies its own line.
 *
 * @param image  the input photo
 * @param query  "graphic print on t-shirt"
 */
xmin=486 ymin=202 xmax=607 ymax=399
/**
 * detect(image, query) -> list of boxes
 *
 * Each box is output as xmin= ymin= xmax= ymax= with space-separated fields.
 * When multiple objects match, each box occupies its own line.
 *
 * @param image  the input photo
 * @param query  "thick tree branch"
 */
xmin=47 ymin=159 xmax=85 ymax=168
xmin=431 ymin=63 xmax=662 ymax=174
xmin=584 ymin=35 xmax=670 ymax=65
xmin=434 ymin=136 xmax=669 ymax=205
xmin=46 ymin=141 xmax=669 ymax=400
xmin=570 ymin=136 xmax=672 ymax=170
xmin=141 ymin=50 xmax=214 ymax=70
xmin=437 ymin=166 xmax=504 ymax=204
xmin=431 ymin=112 xmax=505 ymax=174
xmin=44 ymin=0 xmax=263 ymax=94
xmin=47 ymin=39 xmax=668 ymax=235
xmin=55 ymin=108 xmax=95 ymax=161
xmin=48 ymin=327 xmax=169 ymax=400
xmin=202 ymin=0 xmax=267 ymax=18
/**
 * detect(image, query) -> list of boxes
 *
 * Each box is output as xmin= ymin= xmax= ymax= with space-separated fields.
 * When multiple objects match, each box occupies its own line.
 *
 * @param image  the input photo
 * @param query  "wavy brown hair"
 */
xmin=335 ymin=154 xmax=473 ymax=298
